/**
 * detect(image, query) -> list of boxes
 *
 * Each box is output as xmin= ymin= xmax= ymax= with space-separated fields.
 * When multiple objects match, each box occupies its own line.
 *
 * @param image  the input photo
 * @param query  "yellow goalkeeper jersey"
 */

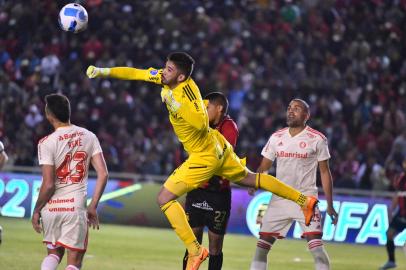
xmin=108 ymin=67 xmax=213 ymax=153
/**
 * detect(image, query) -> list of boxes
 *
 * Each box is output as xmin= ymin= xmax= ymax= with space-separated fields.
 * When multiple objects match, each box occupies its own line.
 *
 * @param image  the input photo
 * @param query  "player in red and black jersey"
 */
xmin=380 ymin=158 xmax=406 ymax=270
xmin=182 ymin=92 xmax=238 ymax=270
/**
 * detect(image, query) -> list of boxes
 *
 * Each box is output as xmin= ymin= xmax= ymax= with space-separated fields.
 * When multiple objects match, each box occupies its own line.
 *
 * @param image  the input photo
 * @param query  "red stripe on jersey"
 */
xmin=308 ymin=239 xmax=323 ymax=249
xmin=306 ymin=127 xmax=327 ymax=140
xmin=43 ymin=241 xmax=87 ymax=252
xmin=259 ymin=232 xmax=285 ymax=239
xmin=257 ymin=241 xmax=271 ymax=250
xmin=400 ymin=197 xmax=406 ymax=217
xmin=394 ymin=173 xmax=405 ymax=189
xmin=218 ymin=116 xmax=238 ymax=148
xmin=302 ymin=231 xmax=323 ymax=236
xmin=301 ymin=231 xmax=323 ymax=238
xmin=308 ymin=243 xmax=323 ymax=249
xmin=38 ymin=135 xmax=50 ymax=144
xmin=394 ymin=173 xmax=406 ymax=217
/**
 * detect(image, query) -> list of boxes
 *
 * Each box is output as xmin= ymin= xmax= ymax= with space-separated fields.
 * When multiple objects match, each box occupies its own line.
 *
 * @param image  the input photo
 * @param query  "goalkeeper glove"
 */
xmin=161 ymin=88 xmax=180 ymax=113
xmin=86 ymin=65 xmax=111 ymax=78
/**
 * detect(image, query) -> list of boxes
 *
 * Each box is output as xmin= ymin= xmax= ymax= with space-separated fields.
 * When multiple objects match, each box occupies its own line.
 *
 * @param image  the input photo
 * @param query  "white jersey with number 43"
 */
xmin=38 ymin=125 xmax=102 ymax=200
xmin=261 ymin=126 xmax=330 ymax=200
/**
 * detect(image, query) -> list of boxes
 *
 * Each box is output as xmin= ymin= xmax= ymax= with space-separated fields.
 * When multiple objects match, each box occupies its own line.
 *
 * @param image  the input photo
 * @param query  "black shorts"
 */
xmin=185 ymin=188 xmax=231 ymax=235
xmin=389 ymin=213 xmax=406 ymax=233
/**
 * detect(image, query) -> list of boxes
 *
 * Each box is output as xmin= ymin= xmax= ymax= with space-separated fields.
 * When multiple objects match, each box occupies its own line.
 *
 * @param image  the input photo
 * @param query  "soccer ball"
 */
xmin=58 ymin=3 xmax=88 ymax=33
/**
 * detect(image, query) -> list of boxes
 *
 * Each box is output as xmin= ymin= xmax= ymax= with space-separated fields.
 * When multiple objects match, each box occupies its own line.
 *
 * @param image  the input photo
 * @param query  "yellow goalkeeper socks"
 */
xmin=255 ymin=173 xmax=307 ymax=207
xmin=160 ymin=200 xmax=201 ymax=255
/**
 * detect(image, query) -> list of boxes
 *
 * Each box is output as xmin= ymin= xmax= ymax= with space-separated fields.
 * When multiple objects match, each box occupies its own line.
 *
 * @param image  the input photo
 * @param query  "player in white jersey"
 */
xmin=32 ymin=94 xmax=108 ymax=270
xmin=0 ymin=140 xmax=8 ymax=170
xmin=250 ymin=99 xmax=338 ymax=270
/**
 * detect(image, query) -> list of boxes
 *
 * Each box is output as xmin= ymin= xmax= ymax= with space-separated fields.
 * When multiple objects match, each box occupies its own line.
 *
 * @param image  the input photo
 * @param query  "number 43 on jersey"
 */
xmin=56 ymin=151 xmax=87 ymax=184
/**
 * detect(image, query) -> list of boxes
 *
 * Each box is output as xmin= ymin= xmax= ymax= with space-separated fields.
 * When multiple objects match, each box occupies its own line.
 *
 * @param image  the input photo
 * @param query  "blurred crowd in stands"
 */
xmin=0 ymin=0 xmax=406 ymax=191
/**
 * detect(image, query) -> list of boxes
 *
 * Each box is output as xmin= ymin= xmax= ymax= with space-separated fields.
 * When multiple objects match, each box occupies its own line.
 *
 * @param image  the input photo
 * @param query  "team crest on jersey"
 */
xmin=299 ymin=142 xmax=307 ymax=148
xmin=149 ymin=69 xmax=158 ymax=76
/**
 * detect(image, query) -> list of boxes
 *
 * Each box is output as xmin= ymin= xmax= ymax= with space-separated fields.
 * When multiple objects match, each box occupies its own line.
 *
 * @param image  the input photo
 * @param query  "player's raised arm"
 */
xmin=86 ymin=65 xmax=162 ymax=85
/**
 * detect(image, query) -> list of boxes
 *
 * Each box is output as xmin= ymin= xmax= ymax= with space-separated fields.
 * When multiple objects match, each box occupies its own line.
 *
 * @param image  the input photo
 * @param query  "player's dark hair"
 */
xmin=167 ymin=52 xmax=195 ymax=79
xmin=205 ymin=92 xmax=229 ymax=115
xmin=45 ymin=94 xmax=71 ymax=123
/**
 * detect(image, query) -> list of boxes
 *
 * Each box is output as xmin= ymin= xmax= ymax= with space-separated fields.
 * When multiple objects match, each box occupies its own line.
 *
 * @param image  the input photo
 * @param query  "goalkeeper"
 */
xmin=86 ymin=52 xmax=318 ymax=270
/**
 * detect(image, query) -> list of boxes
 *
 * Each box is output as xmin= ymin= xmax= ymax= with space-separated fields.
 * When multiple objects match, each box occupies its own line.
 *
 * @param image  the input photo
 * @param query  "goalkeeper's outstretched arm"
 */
xmin=86 ymin=66 xmax=162 ymax=85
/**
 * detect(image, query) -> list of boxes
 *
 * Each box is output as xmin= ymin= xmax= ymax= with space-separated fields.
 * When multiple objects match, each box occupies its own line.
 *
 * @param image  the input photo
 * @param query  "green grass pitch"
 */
xmin=0 ymin=217 xmax=405 ymax=270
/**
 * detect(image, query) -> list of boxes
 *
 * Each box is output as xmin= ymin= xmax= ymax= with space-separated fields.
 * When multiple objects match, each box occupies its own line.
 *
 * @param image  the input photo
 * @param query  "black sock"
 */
xmin=182 ymin=250 xmax=188 ymax=270
xmin=209 ymin=252 xmax=223 ymax=270
xmin=387 ymin=240 xmax=395 ymax=262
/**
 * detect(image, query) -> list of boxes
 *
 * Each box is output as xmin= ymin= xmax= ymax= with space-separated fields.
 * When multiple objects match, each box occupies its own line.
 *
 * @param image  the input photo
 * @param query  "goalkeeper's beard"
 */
xmin=161 ymin=75 xmax=179 ymax=88
xmin=161 ymin=75 xmax=170 ymax=85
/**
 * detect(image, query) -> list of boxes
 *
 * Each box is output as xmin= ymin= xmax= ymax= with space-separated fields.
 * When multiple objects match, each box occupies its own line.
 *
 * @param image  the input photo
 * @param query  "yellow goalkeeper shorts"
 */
xmin=164 ymin=129 xmax=248 ymax=196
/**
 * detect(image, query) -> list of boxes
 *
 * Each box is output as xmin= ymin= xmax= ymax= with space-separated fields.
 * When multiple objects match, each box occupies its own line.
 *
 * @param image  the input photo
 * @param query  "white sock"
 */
xmin=308 ymin=239 xmax=330 ymax=270
xmin=250 ymin=239 xmax=272 ymax=270
xmin=65 ymin=265 xmax=80 ymax=270
xmin=41 ymin=254 xmax=60 ymax=270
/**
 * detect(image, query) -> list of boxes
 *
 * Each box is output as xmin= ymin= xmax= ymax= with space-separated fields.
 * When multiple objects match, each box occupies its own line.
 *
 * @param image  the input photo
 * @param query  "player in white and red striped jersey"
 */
xmin=250 ymin=99 xmax=338 ymax=270
xmin=32 ymin=94 xmax=108 ymax=270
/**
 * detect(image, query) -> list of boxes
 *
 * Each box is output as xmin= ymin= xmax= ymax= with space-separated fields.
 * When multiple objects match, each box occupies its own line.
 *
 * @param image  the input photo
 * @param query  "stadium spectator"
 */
xmin=356 ymin=155 xmax=388 ymax=190
xmin=24 ymin=104 xmax=43 ymax=128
